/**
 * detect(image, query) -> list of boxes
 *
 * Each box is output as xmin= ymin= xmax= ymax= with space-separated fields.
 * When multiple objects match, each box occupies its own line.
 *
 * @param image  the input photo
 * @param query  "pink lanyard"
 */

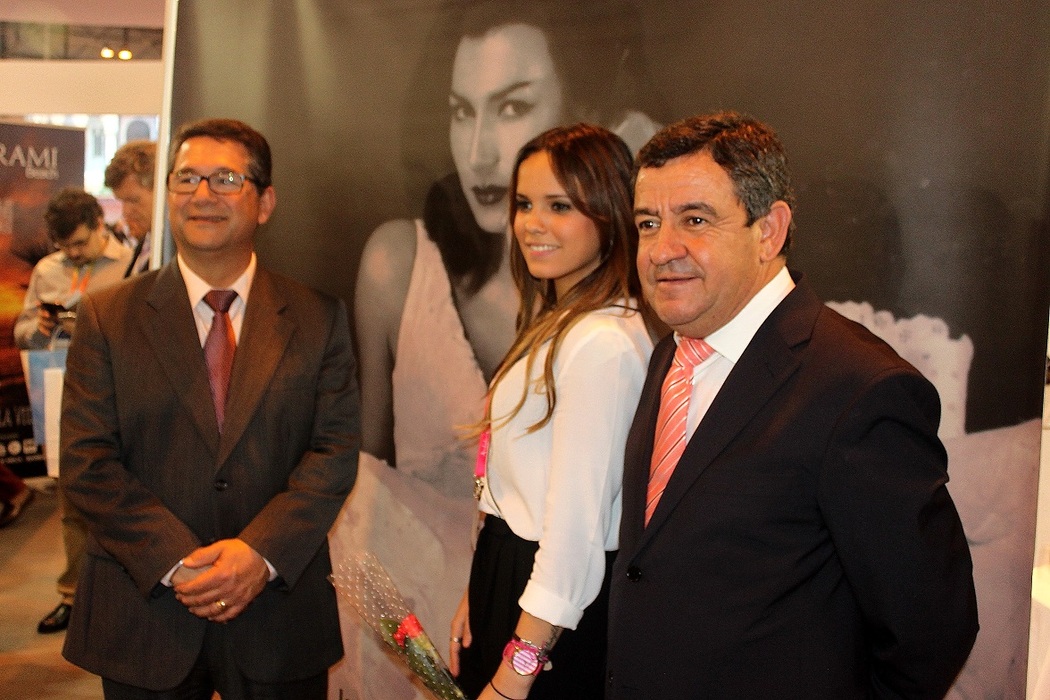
xmin=473 ymin=426 xmax=490 ymax=500
xmin=473 ymin=393 xmax=493 ymax=500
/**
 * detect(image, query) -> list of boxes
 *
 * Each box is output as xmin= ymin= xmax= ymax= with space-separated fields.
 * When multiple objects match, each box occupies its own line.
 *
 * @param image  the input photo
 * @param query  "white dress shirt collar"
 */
xmin=177 ymin=253 xmax=257 ymax=345
xmin=177 ymin=253 xmax=257 ymax=309
xmin=682 ymin=265 xmax=795 ymax=363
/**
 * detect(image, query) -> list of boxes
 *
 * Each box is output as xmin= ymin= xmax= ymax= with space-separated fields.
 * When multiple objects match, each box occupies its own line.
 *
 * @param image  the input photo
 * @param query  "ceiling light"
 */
xmin=100 ymin=46 xmax=115 ymax=59
xmin=116 ymin=29 xmax=131 ymax=60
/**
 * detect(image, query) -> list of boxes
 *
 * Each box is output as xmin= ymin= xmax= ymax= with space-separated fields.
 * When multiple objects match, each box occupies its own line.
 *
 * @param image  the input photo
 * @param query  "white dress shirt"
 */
xmin=177 ymin=253 xmax=256 ymax=345
xmin=681 ymin=266 xmax=795 ymax=439
xmin=479 ymin=303 xmax=653 ymax=629
xmin=14 ymin=234 xmax=133 ymax=349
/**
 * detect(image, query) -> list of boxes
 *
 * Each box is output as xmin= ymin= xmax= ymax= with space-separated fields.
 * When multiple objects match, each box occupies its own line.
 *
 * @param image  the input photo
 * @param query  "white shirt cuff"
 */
xmin=518 ymin=580 xmax=584 ymax=630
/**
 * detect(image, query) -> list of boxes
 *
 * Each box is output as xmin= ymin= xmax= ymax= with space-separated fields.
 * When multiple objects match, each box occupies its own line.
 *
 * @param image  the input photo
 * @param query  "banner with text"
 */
xmin=0 ymin=121 xmax=84 ymax=477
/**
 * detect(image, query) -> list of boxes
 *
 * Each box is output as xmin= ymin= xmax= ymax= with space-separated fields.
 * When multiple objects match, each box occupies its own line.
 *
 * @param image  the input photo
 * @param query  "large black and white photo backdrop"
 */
xmin=168 ymin=1 xmax=1050 ymax=697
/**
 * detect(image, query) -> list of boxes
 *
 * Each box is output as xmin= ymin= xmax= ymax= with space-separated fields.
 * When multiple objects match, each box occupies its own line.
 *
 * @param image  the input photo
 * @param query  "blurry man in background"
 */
xmin=14 ymin=187 xmax=132 ymax=634
xmin=105 ymin=140 xmax=157 ymax=275
xmin=15 ymin=189 xmax=133 ymax=351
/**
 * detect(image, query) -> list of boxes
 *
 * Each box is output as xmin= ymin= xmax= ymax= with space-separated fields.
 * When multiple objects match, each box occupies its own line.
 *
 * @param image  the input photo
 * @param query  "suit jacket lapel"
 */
xmin=217 ymin=267 xmax=293 ymax=466
xmin=637 ymin=274 xmax=820 ymax=544
xmin=142 ymin=262 xmax=220 ymax=455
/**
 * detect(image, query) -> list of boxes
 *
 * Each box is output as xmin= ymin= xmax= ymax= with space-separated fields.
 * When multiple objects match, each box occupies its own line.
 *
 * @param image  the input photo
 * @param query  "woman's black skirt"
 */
xmin=456 ymin=516 xmax=615 ymax=699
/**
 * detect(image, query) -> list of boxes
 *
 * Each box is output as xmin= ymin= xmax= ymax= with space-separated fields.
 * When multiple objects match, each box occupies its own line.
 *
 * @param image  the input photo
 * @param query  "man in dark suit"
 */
xmin=60 ymin=118 xmax=360 ymax=699
xmin=606 ymin=112 xmax=978 ymax=699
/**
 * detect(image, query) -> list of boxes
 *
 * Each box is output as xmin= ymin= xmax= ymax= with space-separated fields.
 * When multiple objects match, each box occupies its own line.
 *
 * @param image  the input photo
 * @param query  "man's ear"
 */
xmin=758 ymin=200 xmax=791 ymax=260
xmin=257 ymin=186 xmax=276 ymax=225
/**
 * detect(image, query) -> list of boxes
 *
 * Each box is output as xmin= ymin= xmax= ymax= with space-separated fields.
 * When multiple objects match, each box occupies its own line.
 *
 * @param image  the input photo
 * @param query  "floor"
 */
xmin=0 ymin=477 xmax=102 ymax=699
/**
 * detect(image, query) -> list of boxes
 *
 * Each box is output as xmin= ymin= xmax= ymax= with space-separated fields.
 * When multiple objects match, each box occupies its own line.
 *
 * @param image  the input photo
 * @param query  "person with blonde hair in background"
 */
xmin=105 ymin=140 xmax=157 ymax=275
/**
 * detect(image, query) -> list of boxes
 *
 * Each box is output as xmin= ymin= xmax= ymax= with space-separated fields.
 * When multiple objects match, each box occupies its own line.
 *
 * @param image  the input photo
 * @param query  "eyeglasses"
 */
xmin=54 ymin=233 xmax=96 ymax=253
xmin=167 ymin=169 xmax=258 ymax=195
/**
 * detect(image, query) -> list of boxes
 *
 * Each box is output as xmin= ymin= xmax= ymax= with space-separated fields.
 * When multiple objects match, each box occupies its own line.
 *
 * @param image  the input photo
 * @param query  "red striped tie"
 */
xmin=204 ymin=289 xmax=238 ymax=432
xmin=645 ymin=337 xmax=714 ymax=525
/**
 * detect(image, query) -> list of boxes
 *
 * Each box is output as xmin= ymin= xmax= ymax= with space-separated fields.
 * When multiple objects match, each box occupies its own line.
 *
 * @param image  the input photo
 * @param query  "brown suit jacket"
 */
xmin=607 ymin=274 xmax=978 ymax=699
xmin=60 ymin=261 xmax=360 ymax=690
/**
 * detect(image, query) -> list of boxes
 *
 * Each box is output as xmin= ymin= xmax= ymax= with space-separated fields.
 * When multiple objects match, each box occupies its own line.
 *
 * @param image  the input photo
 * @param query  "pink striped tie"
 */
xmin=645 ymin=337 xmax=714 ymax=525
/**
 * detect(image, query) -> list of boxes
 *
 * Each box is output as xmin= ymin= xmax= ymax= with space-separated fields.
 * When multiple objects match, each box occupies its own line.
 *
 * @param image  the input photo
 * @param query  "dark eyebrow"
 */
xmin=634 ymin=201 xmax=717 ymax=218
xmin=449 ymin=80 xmax=534 ymax=106
xmin=674 ymin=201 xmax=717 ymax=217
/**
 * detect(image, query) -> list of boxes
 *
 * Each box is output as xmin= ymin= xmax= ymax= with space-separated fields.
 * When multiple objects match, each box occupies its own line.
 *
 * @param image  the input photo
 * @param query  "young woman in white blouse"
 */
xmin=449 ymin=123 xmax=654 ymax=700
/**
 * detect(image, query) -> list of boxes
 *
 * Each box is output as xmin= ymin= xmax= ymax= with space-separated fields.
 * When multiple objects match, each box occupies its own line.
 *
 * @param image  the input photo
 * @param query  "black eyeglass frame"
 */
xmin=166 ymin=169 xmax=260 ymax=195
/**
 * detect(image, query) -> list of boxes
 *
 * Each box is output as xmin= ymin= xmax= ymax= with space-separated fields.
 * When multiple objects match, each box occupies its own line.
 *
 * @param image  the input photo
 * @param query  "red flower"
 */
xmin=393 ymin=614 xmax=423 ymax=647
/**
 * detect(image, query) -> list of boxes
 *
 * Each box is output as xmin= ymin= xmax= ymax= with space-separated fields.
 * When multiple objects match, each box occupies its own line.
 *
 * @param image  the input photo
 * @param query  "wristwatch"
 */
xmin=502 ymin=636 xmax=550 ymax=676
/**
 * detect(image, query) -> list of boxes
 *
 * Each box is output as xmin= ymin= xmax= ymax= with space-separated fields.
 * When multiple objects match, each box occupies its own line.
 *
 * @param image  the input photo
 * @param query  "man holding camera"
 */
xmin=14 ymin=186 xmax=132 ymax=634
xmin=15 ymin=188 xmax=132 ymax=351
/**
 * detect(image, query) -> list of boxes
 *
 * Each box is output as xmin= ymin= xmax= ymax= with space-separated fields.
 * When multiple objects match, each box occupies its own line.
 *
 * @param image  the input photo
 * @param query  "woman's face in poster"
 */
xmin=449 ymin=23 xmax=566 ymax=235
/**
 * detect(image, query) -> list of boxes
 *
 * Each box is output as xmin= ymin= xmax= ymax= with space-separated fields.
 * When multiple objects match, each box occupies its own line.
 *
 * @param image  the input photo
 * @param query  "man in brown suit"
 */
xmin=60 ymin=118 xmax=360 ymax=699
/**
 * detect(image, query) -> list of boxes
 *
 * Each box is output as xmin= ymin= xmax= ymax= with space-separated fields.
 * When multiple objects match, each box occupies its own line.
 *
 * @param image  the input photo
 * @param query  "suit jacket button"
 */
xmin=214 ymin=479 xmax=228 ymax=491
xmin=626 ymin=565 xmax=642 ymax=581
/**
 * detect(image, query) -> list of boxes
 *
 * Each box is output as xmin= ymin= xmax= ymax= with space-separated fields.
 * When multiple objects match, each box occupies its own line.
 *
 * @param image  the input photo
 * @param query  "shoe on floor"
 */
xmin=38 ymin=602 xmax=72 ymax=634
xmin=0 ymin=487 xmax=35 ymax=528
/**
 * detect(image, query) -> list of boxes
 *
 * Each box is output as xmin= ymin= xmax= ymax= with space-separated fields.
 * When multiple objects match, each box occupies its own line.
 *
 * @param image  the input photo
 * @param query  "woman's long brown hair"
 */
xmin=483 ymin=123 xmax=642 ymax=434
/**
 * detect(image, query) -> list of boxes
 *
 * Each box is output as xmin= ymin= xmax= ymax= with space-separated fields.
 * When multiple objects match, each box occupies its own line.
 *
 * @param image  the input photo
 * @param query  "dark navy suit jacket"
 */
xmin=607 ymin=274 xmax=977 ymax=699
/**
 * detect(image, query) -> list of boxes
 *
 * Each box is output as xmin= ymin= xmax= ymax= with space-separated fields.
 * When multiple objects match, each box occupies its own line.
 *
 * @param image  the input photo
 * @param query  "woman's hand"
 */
xmin=449 ymin=588 xmax=472 ymax=677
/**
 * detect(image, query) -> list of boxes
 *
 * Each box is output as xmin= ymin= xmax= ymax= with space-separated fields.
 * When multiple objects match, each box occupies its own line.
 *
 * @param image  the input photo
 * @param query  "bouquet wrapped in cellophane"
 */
xmin=330 ymin=550 xmax=467 ymax=700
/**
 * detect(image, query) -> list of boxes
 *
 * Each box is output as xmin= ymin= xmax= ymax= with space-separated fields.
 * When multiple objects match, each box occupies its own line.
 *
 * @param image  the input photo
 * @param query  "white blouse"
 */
xmin=479 ymin=303 xmax=653 ymax=629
